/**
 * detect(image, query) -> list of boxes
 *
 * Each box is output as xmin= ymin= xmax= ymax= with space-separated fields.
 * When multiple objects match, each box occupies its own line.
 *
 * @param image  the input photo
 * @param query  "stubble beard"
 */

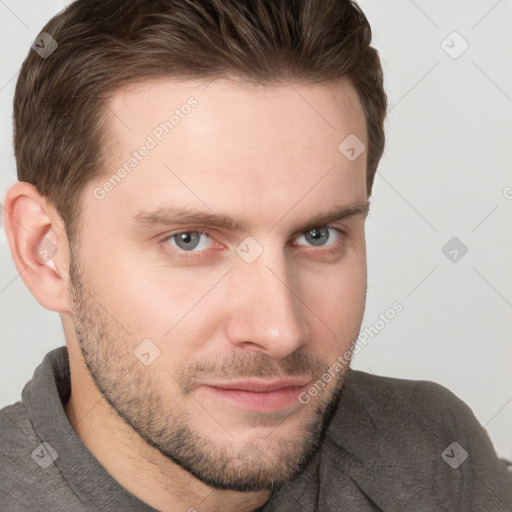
xmin=68 ymin=249 xmax=350 ymax=492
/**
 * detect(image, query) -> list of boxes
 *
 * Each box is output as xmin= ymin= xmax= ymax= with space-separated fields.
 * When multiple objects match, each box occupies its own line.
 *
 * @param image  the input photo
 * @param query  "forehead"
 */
xmin=106 ymin=76 xmax=365 ymax=146
xmin=88 ymin=77 xmax=368 ymax=230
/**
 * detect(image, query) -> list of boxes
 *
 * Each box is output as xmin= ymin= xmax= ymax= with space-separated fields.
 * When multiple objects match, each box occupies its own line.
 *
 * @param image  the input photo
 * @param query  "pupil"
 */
xmin=177 ymin=232 xmax=200 ymax=250
xmin=305 ymin=227 xmax=329 ymax=247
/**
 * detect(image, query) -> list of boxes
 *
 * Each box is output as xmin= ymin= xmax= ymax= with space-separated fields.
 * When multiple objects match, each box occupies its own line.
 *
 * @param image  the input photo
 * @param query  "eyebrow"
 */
xmin=132 ymin=200 xmax=370 ymax=233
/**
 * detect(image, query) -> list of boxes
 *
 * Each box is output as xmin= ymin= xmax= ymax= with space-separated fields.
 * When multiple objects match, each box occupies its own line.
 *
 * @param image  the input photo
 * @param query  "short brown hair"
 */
xmin=14 ymin=0 xmax=387 ymax=238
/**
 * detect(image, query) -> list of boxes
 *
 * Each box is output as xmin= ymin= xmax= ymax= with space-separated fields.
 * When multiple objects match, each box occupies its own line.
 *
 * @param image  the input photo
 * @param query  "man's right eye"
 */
xmin=162 ymin=230 xmax=215 ymax=252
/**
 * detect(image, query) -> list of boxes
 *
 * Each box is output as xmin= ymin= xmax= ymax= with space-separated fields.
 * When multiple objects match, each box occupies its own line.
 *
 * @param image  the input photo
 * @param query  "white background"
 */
xmin=1 ymin=0 xmax=511 ymax=459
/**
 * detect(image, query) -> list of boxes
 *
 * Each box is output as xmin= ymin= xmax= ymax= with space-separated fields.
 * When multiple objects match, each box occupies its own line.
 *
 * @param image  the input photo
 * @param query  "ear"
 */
xmin=3 ymin=181 xmax=71 ymax=313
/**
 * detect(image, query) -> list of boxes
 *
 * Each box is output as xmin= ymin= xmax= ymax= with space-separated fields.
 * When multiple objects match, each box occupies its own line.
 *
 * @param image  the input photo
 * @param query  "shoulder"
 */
xmin=0 ymin=401 xmax=89 ymax=511
xmin=327 ymin=368 xmax=497 ymax=453
xmin=0 ymin=400 xmax=38 ymax=463
xmin=325 ymin=369 xmax=475 ymax=469
xmin=0 ymin=401 xmax=42 ymax=506
xmin=322 ymin=369 xmax=512 ymax=508
xmin=335 ymin=368 xmax=470 ymax=430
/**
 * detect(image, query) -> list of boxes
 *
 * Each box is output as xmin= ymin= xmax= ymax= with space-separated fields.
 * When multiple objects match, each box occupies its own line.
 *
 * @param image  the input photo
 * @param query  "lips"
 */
xmin=204 ymin=376 xmax=312 ymax=392
xmin=198 ymin=377 xmax=312 ymax=412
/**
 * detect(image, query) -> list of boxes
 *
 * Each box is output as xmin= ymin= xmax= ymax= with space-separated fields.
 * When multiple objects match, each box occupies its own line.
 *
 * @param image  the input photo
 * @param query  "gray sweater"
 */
xmin=1 ymin=347 xmax=511 ymax=511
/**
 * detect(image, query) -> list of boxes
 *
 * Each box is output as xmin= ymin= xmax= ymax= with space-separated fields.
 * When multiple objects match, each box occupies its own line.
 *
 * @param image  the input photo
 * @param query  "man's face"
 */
xmin=68 ymin=77 xmax=368 ymax=491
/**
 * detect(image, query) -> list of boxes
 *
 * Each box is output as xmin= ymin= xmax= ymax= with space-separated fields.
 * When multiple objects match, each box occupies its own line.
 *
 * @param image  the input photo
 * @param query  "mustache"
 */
xmin=177 ymin=350 xmax=331 ymax=394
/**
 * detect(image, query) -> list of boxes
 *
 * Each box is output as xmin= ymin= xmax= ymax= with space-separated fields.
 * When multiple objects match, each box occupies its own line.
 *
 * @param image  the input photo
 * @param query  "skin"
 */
xmin=4 ymin=77 xmax=369 ymax=512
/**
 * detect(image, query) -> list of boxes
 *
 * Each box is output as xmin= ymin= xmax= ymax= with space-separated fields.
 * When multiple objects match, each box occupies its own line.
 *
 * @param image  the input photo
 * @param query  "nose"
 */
xmin=223 ymin=251 xmax=312 ymax=359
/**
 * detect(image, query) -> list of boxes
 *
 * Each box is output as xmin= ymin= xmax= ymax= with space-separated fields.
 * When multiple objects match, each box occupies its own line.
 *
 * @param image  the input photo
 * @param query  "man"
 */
xmin=1 ymin=0 xmax=510 ymax=510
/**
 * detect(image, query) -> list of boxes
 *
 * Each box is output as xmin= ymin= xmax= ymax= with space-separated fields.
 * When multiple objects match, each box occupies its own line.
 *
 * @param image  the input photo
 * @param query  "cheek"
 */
xmin=307 ymin=270 xmax=365 ymax=321
xmin=94 ymin=255 xmax=228 ymax=348
xmin=298 ymin=252 xmax=367 ymax=345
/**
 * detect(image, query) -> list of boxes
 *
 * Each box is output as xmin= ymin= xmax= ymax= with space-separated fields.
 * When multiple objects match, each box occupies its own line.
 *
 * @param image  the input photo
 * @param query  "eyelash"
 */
xmin=160 ymin=226 xmax=347 ymax=259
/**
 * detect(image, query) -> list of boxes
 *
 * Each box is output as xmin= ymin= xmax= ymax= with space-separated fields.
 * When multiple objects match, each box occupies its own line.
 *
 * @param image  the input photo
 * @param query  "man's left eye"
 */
xmin=294 ymin=227 xmax=342 ymax=247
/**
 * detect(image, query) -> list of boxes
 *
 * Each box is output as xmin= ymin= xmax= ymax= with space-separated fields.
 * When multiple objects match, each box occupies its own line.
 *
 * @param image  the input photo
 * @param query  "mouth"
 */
xmin=197 ymin=377 xmax=313 ymax=412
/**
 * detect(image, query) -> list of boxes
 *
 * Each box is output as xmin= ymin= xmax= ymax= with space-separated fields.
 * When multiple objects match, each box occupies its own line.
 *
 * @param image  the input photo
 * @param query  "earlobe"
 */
xmin=3 ymin=181 xmax=71 ymax=313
